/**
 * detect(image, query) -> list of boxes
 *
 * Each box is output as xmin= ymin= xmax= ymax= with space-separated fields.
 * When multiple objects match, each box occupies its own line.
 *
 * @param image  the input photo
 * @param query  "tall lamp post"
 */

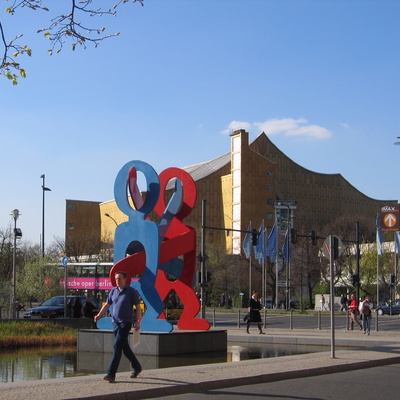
xmin=274 ymin=201 xmax=297 ymax=309
xmin=104 ymin=213 xmax=118 ymax=260
xmin=10 ymin=209 xmax=22 ymax=319
xmin=41 ymin=174 xmax=51 ymax=257
xmin=104 ymin=213 xmax=118 ymax=226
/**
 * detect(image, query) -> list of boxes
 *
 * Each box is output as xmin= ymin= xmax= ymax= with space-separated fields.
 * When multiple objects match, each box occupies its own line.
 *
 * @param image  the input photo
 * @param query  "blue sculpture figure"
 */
xmin=113 ymin=160 xmax=172 ymax=332
xmin=97 ymin=160 xmax=209 ymax=332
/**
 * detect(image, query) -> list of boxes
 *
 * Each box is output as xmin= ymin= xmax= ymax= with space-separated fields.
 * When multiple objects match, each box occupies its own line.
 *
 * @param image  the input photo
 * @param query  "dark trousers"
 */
xmin=107 ymin=321 xmax=141 ymax=378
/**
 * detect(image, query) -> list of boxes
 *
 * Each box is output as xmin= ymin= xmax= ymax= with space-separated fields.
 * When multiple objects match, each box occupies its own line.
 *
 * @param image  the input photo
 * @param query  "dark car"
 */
xmin=24 ymin=296 xmax=100 ymax=319
xmin=375 ymin=300 xmax=400 ymax=316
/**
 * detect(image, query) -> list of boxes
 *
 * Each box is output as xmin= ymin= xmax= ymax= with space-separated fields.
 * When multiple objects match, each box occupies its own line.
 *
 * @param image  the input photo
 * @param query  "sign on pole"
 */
xmin=322 ymin=235 xmax=342 ymax=260
xmin=380 ymin=204 xmax=399 ymax=232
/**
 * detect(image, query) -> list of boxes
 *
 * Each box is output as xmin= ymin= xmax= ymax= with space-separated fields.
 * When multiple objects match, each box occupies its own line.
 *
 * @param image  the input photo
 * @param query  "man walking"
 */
xmin=340 ymin=294 xmax=348 ymax=312
xmin=320 ymin=294 xmax=326 ymax=311
xmin=94 ymin=271 xmax=142 ymax=382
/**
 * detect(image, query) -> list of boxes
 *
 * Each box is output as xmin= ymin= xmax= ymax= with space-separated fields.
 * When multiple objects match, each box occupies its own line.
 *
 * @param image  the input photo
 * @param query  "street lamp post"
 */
xmin=10 ymin=209 xmax=22 ymax=319
xmin=41 ymin=174 xmax=51 ymax=257
xmin=274 ymin=201 xmax=297 ymax=309
xmin=104 ymin=213 xmax=118 ymax=226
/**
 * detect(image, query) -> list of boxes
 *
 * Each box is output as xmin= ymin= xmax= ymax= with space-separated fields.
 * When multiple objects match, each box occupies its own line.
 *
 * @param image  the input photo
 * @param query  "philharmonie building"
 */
xmin=64 ymin=129 xmax=396 ymax=302
xmin=66 ymin=129 xmax=395 ymax=256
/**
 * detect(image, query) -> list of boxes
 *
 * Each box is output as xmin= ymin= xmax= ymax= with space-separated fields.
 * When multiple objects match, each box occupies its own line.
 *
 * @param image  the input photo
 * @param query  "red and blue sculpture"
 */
xmin=97 ymin=160 xmax=210 ymax=332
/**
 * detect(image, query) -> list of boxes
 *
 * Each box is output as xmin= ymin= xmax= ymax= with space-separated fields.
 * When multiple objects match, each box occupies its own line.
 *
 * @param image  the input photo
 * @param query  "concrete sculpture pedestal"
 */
xmin=78 ymin=329 xmax=227 ymax=356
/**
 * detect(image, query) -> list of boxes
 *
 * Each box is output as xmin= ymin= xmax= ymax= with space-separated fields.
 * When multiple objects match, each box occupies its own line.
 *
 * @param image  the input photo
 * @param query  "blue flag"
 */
xmin=282 ymin=228 xmax=290 ymax=262
xmin=395 ymin=231 xmax=400 ymax=254
xmin=243 ymin=222 xmax=252 ymax=259
xmin=376 ymin=214 xmax=384 ymax=256
xmin=266 ymin=224 xmax=277 ymax=259
xmin=254 ymin=221 xmax=265 ymax=263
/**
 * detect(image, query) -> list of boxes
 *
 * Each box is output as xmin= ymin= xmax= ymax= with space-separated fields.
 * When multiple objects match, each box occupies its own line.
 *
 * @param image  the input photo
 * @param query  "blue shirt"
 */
xmin=107 ymin=285 xmax=140 ymax=323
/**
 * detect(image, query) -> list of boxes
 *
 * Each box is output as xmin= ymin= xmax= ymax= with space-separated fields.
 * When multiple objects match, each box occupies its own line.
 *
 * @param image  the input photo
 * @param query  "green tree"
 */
xmin=1 ymin=0 xmax=144 ymax=84
xmin=360 ymin=245 xmax=393 ymax=302
xmin=0 ymin=227 xmax=13 ymax=282
xmin=17 ymin=257 xmax=63 ymax=305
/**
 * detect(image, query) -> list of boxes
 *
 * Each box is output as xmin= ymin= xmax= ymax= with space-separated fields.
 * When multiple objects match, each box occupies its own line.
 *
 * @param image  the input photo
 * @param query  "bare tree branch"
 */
xmin=1 ymin=0 xmax=144 ymax=84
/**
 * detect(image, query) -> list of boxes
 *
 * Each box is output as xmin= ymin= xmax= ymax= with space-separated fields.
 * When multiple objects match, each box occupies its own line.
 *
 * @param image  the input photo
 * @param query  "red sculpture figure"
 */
xmin=110 ymin=165 xmax=209 ymax=331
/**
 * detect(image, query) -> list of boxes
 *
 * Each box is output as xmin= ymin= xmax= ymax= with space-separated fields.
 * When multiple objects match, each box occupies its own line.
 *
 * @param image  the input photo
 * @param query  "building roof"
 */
xmin=180 ymin=152 xmax=231 ymax=182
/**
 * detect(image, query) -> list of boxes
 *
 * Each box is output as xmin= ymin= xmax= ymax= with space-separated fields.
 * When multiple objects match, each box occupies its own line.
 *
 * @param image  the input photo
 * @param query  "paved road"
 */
xmin=206 ymin=310 xmax=400 ymax=331
xmin=161 ymin=362 xmax=400 ymax=400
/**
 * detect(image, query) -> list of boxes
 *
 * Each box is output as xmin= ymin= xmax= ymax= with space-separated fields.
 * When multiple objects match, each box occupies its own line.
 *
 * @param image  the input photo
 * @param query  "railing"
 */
xmin=206 ymin=309 xmax=382 ymax=332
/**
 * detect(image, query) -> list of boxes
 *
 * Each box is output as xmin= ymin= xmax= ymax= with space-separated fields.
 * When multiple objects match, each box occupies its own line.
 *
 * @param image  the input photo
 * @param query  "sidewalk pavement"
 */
xmin=1 ymin=326 xmax=400 ymax=400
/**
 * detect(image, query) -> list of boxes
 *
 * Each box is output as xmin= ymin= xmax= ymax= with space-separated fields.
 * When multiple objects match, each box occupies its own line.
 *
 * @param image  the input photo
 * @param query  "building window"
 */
xmin=68 ymin=223 xmax=75 ymax=230
xmin=233 ymin=187 xmax=241 ymax=203
xmin=267 ymin=198 xmax=274 ymax=205
xmin=232 ymin=152 xmax=241 ymax=169
xmin=233 ymin=204 xmax=241 ymax=220
xmin=233 ymin=170 xmax=241 ymax=186
xmin=68 ymin=203 xmax=75 ymax=210
xmin=267 ymin=212 xmax=273 ymax=220
xmin=267 ymin=170 xmax=274 ymax=178
xmin=232 ymin=136 xmax=241 ymax=152
xmin=267 ymin=184 xmax=274 ymax=192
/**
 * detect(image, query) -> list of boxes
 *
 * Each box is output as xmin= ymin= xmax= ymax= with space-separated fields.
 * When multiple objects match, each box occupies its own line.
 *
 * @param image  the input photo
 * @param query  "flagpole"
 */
xmin=396 ymin=234 xmax=398 ymax=302
xmin=243 ymin=221 xmax=253 ymax=302
xmin=249 ymin=256 xmax=252 ymax=300
xmin=263 ymin=227 xmax=267 ymax=305
xmin=275 ymin=212 xmax=279 ymax=309
xmin=262 ymin=220 xmax=265 ymax=306
xmin=376 ymin=214 xmax=383 ymax=307
xmin=377 ymin=255 xmax=380 ymax=307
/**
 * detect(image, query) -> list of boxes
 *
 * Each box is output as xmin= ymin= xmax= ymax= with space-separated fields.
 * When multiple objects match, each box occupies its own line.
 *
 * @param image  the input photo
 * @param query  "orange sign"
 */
xmin=380 ymin=205 xmax=400 ymax=232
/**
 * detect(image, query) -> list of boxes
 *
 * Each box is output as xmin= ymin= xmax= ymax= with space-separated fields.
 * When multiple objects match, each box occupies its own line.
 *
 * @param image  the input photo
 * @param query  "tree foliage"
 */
xmin=17 ymin=257 xmax=63 ymax=304
xmin=359 ymin=245 xmax=394 ymax=301
xmin=0 ymin=227 xmax=13 ymax=282
xmin=1 ymin=0 xmax=144 ymax=84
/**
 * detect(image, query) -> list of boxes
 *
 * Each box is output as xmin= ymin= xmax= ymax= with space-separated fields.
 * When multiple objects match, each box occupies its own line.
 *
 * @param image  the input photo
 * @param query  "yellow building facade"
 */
xmin=66 ymin=130 xmax=396 ymax=258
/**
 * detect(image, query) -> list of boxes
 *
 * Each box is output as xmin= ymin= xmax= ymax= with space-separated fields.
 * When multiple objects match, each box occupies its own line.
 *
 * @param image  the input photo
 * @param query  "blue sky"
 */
xmin=1 ymin=0 xmax=399 ymax=246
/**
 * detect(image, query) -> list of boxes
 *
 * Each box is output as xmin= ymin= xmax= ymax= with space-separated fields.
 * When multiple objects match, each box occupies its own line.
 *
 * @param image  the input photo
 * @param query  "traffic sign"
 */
xmin=380 ymin=204 xmax=399 ymax=232
xmin=62 ymin=256 xmax=68 ymax=266
xmin=321 ymin=235 xmax=342 ymax=260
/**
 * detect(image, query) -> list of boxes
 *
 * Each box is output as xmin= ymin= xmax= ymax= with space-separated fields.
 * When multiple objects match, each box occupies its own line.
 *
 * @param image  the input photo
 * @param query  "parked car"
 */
xmin=24 ymin=296 xmax=100 ymax=319
xmin=375 ymin=300 xmax=400 ymax=316
xmin=261 ymin=299 xmax=273 ymax=309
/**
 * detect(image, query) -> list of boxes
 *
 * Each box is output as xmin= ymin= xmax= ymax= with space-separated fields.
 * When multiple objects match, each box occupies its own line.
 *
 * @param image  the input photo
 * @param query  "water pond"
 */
xmin=1 ymin=343 xmax=335 ymax=383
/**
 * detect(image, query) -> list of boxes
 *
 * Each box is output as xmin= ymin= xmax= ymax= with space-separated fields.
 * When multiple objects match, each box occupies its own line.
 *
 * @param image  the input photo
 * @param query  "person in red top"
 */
xmin=348 ymin=293 xmax=362 ymax=330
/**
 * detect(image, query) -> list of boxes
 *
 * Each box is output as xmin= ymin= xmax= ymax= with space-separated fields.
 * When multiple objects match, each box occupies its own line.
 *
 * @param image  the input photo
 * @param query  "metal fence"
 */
xmin=207 ymin=309 xmax=384 ymax=332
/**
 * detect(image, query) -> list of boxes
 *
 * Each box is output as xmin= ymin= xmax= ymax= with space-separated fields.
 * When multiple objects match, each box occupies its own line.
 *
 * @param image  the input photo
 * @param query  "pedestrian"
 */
xmin=320 ymin=294 xmax=326 ymax=311
xmin=71 ymin=297 xmax=82 ymax=318
xmin=220 ymin=293 xmax=226 ymax=307
xmin=94 ymin=271 xmax=142 ymax=383
xmin=82 ymin=296 xmax=99 ymax=318
xmin=360 ymin=296 xmax=373 ymax=335
xmin=340 ymin=294 xmax=348 ymax=312
xmin=348 ymin=293 xmax=362 ymax=330
xmin=246 ymin=290 xmax=265 ymax=335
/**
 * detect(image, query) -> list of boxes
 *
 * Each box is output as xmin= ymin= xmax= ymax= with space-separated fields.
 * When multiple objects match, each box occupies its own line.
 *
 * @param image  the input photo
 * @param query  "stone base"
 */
xmin=78 ymin=329 xmax=227 ymax=356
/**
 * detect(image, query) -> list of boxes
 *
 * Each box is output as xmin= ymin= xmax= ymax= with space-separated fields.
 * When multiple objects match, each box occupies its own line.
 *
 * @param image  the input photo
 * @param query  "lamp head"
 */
xmin=11 ymin=209 xmax=20 ymax=220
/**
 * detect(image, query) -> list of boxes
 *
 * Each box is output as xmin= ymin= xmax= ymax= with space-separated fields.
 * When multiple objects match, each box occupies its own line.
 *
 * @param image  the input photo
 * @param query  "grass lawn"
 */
xmin=0 ymin=321 xmax=77 ymax=349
